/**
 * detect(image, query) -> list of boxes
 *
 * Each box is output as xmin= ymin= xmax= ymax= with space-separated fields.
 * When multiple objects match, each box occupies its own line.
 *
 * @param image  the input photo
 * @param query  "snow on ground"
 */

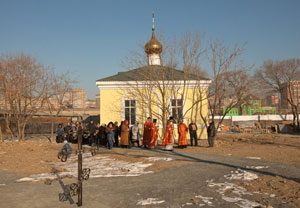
xmin=195 ymin=195 xmax=214 ymax=206
xmin=246 ymin=166 xmax=269 ymax=170
xmin=246 ymin=157 xmax=261 ymax=160
xmin=208 ymin=181 xmax=250 ymax=196
xmin=204 ymin=169 xmax=265 ymax=208
xmin=16 ymin=153 xmax=154 ymax=182
xmin=224 ymin=169 xmax=258 ymax=181
xmin=207 ymin=180 xmax=264 ymax=208
xmin=145 ymin=157 xmax=173 ymax=162
xmin=136 ymin=198 xmax=165 ymax=206
xmin=222 ymin=196 xmax=263 ymax=208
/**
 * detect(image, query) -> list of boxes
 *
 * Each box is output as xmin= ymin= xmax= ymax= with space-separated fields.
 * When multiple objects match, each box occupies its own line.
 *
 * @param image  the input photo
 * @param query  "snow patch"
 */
xmin=246 ymin=166 xmax=269 ymax=170
xmin=224 ymin=169 xmax=258 ymax=181
xmin=207 ymin=181 xmax=264 ymax=208
xmin=136 ymin=198 xmax=165 ymax=205
xmin=195 ymin=195 xmax=214 ymax=206
xmin=222 ymin=196 xmax=263 ymax=208
xmin=246 ymin=157 xmax=261 ymax=160
xmin=206 ymin=170 xmax=264 ymax=208
xmin=208 ymin=182 xmax=250 ymax=196
xmin=16 ymin=153 xmax=153 ymax=182
xmin=145 ymin=157 xmax=173 ymax=162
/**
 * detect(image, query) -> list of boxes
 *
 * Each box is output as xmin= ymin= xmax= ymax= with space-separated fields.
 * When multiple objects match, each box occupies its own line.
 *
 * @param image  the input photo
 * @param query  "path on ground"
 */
xmin=0 ymin=147 xmax=299 ymax=208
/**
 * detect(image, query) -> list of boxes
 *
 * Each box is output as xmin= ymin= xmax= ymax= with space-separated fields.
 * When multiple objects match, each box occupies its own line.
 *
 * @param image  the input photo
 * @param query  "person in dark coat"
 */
xmin=56 ymin=124 xmax=64 ymax=143
xmin=207 ymin=121 xmax=216 ymax=147
xmin=113 ymin=121 xmax=119 ymax=147
xmin=188 ymin=120 xmax=198 ymax=146
xmin=87 ymin=120 xmax=96 ymax=146
xmin=95 ymin=123 xmax=100 ymax=146
xmin=98 ymin=123 xmax=107 ymax=146
xmin=76 ymin=121 xmax=83 ymax=145
xmin=64 ymin=122 xmax=73 ymax=142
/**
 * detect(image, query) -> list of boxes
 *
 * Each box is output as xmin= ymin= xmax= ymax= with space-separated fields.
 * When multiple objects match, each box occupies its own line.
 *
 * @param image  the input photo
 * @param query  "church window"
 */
xmin=171 ymin=99 xmax=183 ymax=123
xmin=125 ymin=100 xmax=136 ymax=125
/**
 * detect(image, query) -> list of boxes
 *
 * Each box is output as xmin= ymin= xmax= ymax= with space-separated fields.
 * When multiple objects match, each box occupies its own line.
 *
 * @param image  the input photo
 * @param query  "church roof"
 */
xmin=97 ymin=65 xmax=210 ymax=82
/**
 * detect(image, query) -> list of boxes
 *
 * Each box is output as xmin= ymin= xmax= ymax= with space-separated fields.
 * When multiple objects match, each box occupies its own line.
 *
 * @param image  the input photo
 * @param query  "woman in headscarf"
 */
xmin=120 ymin=120 xmax=130 ymax=148
xmin=131 ymin=121 xmax=141 ymax=147
xmin=105 ymin=122 xmax=114 ymax=149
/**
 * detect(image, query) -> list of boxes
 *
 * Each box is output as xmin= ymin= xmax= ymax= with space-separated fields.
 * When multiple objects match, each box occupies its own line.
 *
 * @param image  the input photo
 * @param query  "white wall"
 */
xmin=212 ymin=114 xmax=294 ymax=122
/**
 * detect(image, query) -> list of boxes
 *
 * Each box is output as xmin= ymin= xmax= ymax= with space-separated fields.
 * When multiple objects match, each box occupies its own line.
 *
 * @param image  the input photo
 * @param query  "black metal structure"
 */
xmin=58 ymin=134 xmax=90 ymax=207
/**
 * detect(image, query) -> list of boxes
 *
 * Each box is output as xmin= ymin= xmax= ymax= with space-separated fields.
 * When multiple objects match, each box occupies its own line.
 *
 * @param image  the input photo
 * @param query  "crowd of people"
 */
xmin=56 ymin=117 xmax=216 ymax=150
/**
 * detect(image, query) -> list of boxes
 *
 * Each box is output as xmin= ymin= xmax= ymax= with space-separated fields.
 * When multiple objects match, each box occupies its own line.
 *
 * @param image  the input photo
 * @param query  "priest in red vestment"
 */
xmin=178 ymin=119 xmax=188 ymax=148
xmin=143 ymin=117 xmax=153 ymax=148
xmin=162 ymin=117 xmax=174 ymax=150
xmin=149 ymin=119 xmax=158 ymax=149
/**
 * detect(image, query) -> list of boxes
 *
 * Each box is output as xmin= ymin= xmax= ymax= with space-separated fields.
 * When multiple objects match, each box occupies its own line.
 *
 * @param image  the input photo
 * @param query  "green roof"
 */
xmin=97 ymin=65 xmax=209 ymax=82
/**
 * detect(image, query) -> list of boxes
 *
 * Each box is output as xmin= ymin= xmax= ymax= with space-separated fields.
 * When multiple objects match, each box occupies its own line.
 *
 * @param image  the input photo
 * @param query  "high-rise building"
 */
xmin=281 ymin=81 xmax=300 ymax=109
xmin=64 ymin=88 xmax=86 ymax=109
xmin=266 ymin=95 xmax=279 ymax=106
xmin=96 ymin=94 xmax=100 ymax=109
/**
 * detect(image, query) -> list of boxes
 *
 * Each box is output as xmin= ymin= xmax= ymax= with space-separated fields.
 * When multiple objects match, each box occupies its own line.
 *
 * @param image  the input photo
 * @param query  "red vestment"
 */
xmin=162 ymin=120 xmax=174 ymax=146
xmin=149 ymin=124 xmax=158 ymax=148
xmin=178 ymin=123 xmax=188 ymax=146
xmin=143 ymin=121 xmax=153 ymax=146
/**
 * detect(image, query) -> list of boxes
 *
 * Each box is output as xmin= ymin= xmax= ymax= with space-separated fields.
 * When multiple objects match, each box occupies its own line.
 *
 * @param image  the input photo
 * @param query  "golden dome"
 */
xmin=144 ymin=31 xmax=162 ymax=55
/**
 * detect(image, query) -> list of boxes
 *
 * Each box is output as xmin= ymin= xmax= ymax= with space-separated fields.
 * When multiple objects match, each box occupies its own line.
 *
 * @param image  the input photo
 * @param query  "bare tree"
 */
xmin=192 ymin=40 xmax=252 ymax=131
xmin=45 ymin=72 xmax=75 ymax=141
xmin=0 ymin=54 xmax=54 ymax=141
xmin=119 ymin=32 xmax=208 ymax=130
xmin=120 ymin=32 xmax=250 ymax=138
xmin=0 ymin=59 xmax=15 ymax=139
xmin=256 ymin=59 xmax=300 ymax=129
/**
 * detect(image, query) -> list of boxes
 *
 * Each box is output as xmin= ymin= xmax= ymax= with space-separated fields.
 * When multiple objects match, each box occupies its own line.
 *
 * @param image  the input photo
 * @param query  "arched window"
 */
xmin=122 ymin=91 xmax=138 ymax=126
xmin=124 ymin=99 xmax=136 ymax=125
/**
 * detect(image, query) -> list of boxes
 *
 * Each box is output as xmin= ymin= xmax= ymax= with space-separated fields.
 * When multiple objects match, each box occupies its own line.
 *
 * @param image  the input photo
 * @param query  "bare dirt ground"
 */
xmin=239 ymin=175 xmax=300 ymax=208
xmin=179 ymin=133 xmax=300 ymax=208
xmin=1 ymin=133 xmax=299 ymax=175
xmin=181 ymin=133 xmax=300 ymax=165
xmin=0 ymin=133 xmax=299 ymax=207
xmin=0 ymin=139 xmax=64 ymax=175
xmin=0 ymin=139 xmax=193 ymax=175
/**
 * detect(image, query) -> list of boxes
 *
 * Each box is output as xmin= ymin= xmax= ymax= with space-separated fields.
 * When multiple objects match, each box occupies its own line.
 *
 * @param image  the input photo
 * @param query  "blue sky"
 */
xmin=1 ymin=0 xmax=300 ymax=99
